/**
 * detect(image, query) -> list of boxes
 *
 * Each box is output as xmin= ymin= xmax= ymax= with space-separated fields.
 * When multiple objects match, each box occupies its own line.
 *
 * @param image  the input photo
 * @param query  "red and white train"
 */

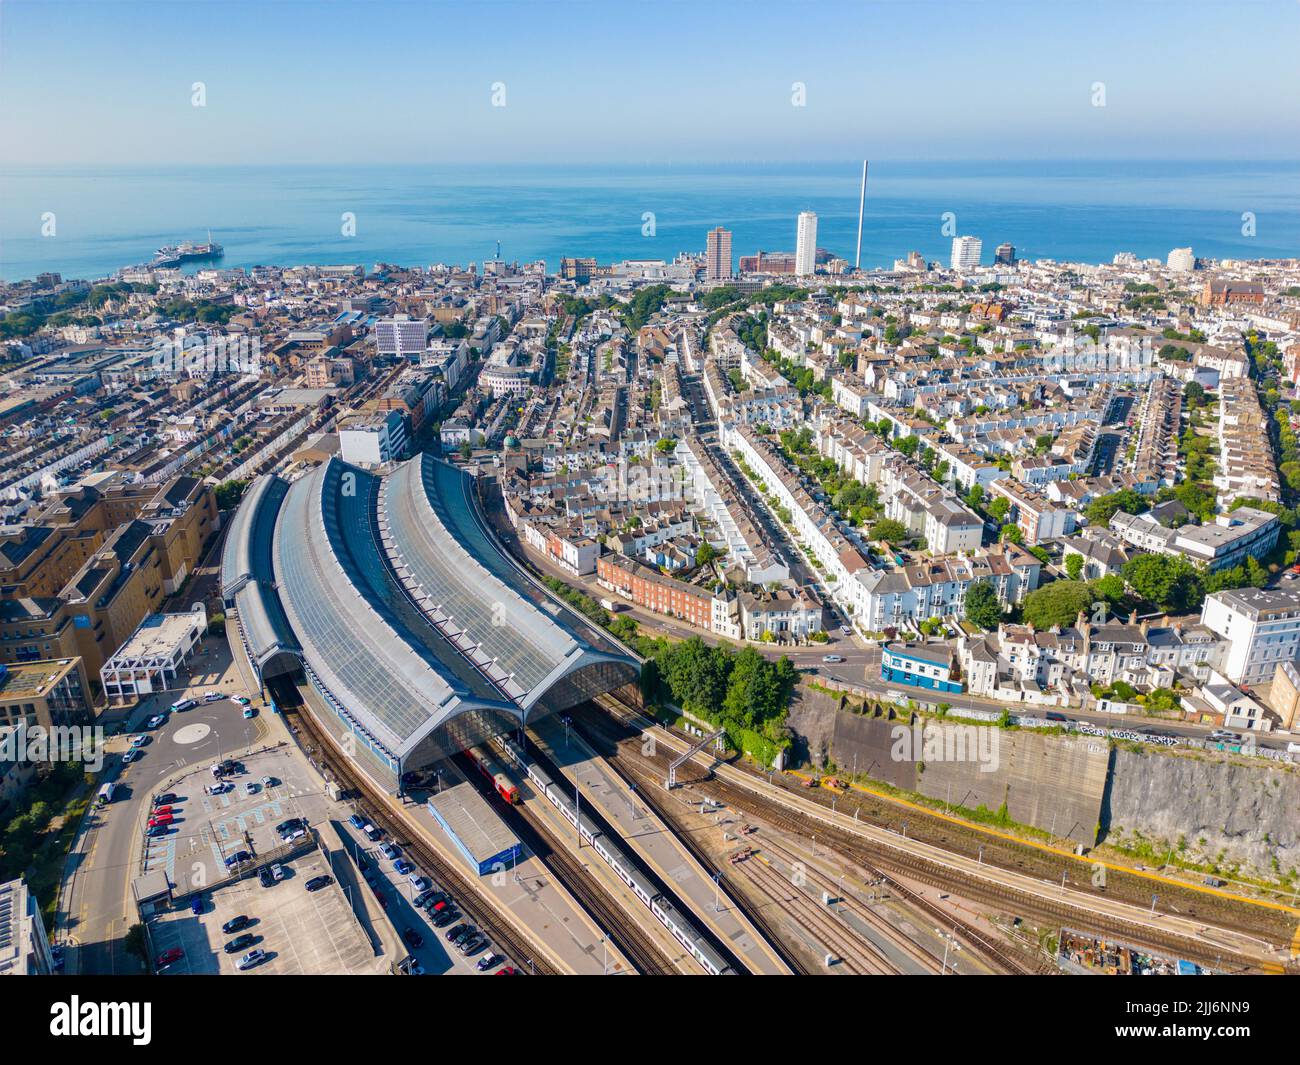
xmin=466 ymin=744 xmax=520 ymax=804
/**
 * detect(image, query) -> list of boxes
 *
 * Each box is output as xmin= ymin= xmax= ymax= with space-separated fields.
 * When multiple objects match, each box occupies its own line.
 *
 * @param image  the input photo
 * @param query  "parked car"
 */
xmin=259 ymin=867 xmax=275 ymax=888
xmin=146 ymin=714 xmax=167 ymax=729
xmin=203 ymin=691 xmax=224 ymax=703
xmin=402 ymin=927 xmax=425 ymax=949
xmin=477 ymin=953 xmax=503 ymax=972
xmin=170 ymin=698 xmax=196 ymax=712
xmin=362 ymin=824 xmax=381 ymax=841
xmin=122 ymin=748 xmax=142 ymax=763
xmin=280 ymin=828 xmax=305 ymax=844
xmin=432 ymin=910 xmax=458 ymax=928
xmin=207 ymin=781 xmax=233 ymax=795
xmin=222 ymin=915 xmax=251 ymax=934
xmin=261 ymin=776 xmax=277 ymax=788
xmin=459 ymin=935 xmax=486 ymax=956
xmin=348 ymin=814 xmax=366 ymax=831
xmin=243 ymin=781 xmax=260 ymax=796
xmin=444 ymin=923 xmax=469 ymax=943
xmin=275 ymin=818 xmax=305 ymax=835
xmin=130 ymin=734 xmax=148 ymax=748
xmin=146 ymin=824 xmax=168 ymax=838
xmin=409 ymin=874 xmax=431 ymax=892
xmin=152 ymin=805 xmax=174 ymax=816
xmin=224 ymin=850 xmax=253 ymax=868
xmin=305 ymin=874 xmax=333 ymax=892
xmin=224 ymin=933 xmax=257 ymax=954
xmin=235 ymin=696 xmax=251 ymax=707
xmin=190 ymin=896 xmax=204 ymax=915
xmin=156 ymin=947 xmax=183 ymax=968
xmin=236 ymin=948 xmax=266 ymax=971
xmin=394 ymin=859 xmax=414 ymax=876
xmin=242 ymin=707 xmax=257 ymax=719
xmin=379 ymin=843 xmax=399 ymax=861
xmin=270 ymin=863 xmax=286 ymax=882
xmin=153 ymin=792 xmax=178 ymax=807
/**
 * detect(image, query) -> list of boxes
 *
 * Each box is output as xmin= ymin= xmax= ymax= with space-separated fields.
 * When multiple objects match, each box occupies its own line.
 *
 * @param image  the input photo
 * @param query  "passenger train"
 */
xmin=487 ymin=733 xmax=736 ymax=975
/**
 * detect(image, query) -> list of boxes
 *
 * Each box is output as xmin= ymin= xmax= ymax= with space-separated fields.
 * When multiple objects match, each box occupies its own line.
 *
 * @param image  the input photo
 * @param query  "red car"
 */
xmin=156 ymin=947 xmax=183 ymax=968
xmin=495 ymin=966 xmax=518 ymax=975
xmin=152 ymin=805 xmax=173 ymax=816
xmin=149 ymin=813 xmax=174 ymax=827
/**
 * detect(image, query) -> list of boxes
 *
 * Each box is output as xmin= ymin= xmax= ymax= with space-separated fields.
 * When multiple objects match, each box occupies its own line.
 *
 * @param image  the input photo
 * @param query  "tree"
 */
xmin=663 ymin=637 xmax=730 ymax=718
xmin=1122 ymin=554 xmax=1203 ymax=612
xmin=214 ymin=479 xmax=249 ymax=510
xmin=1092 ymin=573 xmax=1126 ymax=604
xmin=1021 ymin=580 xmax=1095 ymax=630
xmin=694 ymin=542 xmax=720 ymax=567
xmin=1064 ymin=553 xmax=1084 ymax=581
xmin=869 ymin=518 xmax=908 ymax=543
xmin=964 ymin=579 xmax=1002 ymax=631
xmin=1084 ymin=488 xmax=1147 ymax=527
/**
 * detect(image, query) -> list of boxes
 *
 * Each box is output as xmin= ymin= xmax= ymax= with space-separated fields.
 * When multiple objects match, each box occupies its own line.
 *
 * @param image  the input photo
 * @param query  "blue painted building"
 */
xmin=880 ymin=641 xmax=962 ymax=694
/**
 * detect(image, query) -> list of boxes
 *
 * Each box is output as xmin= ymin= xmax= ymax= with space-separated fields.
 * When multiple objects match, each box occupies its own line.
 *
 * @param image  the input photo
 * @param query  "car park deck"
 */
xmin=149 ymin=844 xmax=387 ymax=976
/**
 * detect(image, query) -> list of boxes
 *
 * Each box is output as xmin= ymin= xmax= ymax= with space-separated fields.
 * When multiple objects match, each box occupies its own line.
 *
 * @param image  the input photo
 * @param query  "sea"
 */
xmin=1 ymin=159 xmax=1297 ymax=283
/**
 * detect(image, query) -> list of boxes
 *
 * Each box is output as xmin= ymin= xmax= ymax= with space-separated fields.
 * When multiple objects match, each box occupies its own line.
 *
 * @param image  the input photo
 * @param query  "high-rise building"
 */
xmin=0 ymin=877 xmax=54 ymax=975
xmin=374 ymin=315 xmax=429 ymax=359
xmin=950 ymin=236 xmax=982 ymax=272
xmin=795 ymin=212 xmax=818 ymax=277
xmin=993 ymin=242 xmax=1016 ymax=265
xmin=705 ymin=226 xmax=733 ymax=280
xmin=1167 ymin=247 xmax=1196 ymax=272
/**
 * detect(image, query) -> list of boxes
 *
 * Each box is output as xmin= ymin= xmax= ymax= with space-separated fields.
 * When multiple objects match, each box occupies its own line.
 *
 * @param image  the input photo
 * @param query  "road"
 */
xmin=58 ymin=638 xmax=263 ymax=975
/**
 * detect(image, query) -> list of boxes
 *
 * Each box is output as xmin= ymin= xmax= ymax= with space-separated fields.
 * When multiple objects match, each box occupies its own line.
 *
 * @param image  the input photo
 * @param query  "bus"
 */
xmin=96 ymin=782 xmax=118 ymax=807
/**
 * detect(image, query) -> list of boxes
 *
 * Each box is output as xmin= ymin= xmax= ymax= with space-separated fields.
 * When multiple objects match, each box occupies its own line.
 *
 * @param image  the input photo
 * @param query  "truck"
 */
xmin=96 ymin=782 xmax=118 ymax=807
xmin=598 ymin=597 xmax=623 ymax=613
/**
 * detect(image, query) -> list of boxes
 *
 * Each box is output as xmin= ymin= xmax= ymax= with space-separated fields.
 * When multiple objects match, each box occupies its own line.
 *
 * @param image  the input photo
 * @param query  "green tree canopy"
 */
xmin=964 ymin=579 xmax=1002 ymax=630
xmin=1021 ymin=580 xmax=1095 ymax=630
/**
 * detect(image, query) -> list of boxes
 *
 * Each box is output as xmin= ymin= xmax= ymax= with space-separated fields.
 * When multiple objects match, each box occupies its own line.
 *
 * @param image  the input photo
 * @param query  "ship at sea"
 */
xmin=154 ymin=231 xmax=224 ymax=268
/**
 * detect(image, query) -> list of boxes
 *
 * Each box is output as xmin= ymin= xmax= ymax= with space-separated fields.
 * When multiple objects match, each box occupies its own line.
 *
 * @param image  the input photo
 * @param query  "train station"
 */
xmin=220 ymin=452 xmax=640 ymax=794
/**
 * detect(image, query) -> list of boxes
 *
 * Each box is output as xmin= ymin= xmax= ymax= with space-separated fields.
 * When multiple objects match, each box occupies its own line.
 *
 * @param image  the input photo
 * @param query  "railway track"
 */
xmin=734 ymin=850 xmax=888 ymax=974
xmin=279 ymin=697 xmax=558 ymax=975
xmin=583 ymin=707 xmax=1018 ymax=975
xmin=556 ymin=721 xmax=809 ymax=975
xmin=584 ymin=697 xmax=1290 ymax=975
xmin=699 ymin=771 xmax=1052 ymax=976
xmin=751 ymin=834 xmax=945 ymax=975
xmin=453 ymin=752 xmax=679 ymax=975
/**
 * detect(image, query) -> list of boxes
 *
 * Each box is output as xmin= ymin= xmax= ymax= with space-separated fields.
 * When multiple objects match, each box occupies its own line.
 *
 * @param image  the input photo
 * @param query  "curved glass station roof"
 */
xmin=235 ymin=453 xmax=639 ymax=772
xmin=219 ymin=474 xmax=300 ymax=673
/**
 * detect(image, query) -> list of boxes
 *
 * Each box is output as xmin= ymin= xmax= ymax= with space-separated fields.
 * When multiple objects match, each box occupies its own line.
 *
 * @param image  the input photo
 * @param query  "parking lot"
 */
xmin=334 ymin=815 xmax=511 ymax=976
xmin=141 ymin=740 xmax=332 ymax=894
xmin=149 ymin=845 xmax=386 ymax=976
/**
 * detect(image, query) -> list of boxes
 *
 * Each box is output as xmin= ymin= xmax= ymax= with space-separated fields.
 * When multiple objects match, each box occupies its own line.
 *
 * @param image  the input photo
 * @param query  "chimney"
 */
xmin=1129 ymin=609 xmax=1138 ymax=626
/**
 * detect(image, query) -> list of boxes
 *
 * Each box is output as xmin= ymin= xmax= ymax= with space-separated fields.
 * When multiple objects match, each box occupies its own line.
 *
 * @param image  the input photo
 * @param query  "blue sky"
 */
xmin=3 ymin=0 xmax=1298 ymax=165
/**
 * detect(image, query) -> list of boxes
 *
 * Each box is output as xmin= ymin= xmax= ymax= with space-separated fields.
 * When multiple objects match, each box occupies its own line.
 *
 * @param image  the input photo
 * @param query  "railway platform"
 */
xmin=531 ymin=716 xmax=793 ymax=975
